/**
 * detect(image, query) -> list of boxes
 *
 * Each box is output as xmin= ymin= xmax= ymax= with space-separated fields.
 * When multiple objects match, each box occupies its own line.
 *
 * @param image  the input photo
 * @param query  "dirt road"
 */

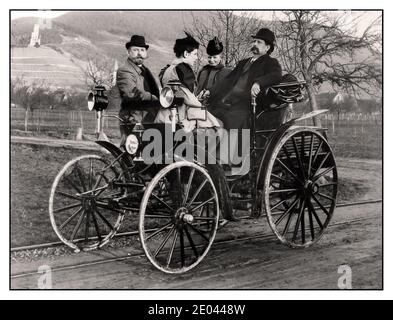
xmin=11 ymin=202 xmax=382 ymax=289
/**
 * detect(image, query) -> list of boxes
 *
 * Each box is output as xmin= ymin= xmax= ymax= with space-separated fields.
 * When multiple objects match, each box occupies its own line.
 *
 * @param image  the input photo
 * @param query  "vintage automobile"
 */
xmin=49 ymin=80 xmax=338 ymax=274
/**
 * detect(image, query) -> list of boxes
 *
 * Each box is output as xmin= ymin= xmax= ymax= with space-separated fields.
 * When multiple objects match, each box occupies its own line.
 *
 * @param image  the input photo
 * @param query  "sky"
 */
xmin=10 ymin=10 xmax=68 ymax=20
xmin=10 ymin=9 xmax=381 ymax=37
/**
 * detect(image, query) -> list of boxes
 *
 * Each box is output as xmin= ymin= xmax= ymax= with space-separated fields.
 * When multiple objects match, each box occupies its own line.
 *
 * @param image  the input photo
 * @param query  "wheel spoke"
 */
xmin=187 ymin=179 xmax=208 ymax=207
xmin=313 ymin=166 xmax=335 ymax=182
xmin=70 ymin=211 xmax=85 ymax=241
xmin=193 ymin=216 xmax=216 ymax=221
xmin=56 ymin=191 xmax=81 ymax=201
xmin=282 ymin=209 xmax=295 ymax=237
xmin=95 ymin=201 xmax=126 ymax=215
xmin=311 ymin=140 xmax=323 ymax=168
xmin=180 ymin=229 xmax=185 ymax=267
xmin=91 ymin=211 xmax=102 ymax=242
xmin=271 ymin=173 xmax=286 ymax=182
xmin=317 ymin=192 xmax=335 ymax=202
xmin=88 ymin=159 xmax=94 ymax=190
xmin=282 ymin=144 xmax=300 ymax=175
xmin=184 ymin=226 xmax=199 ymax=258
xmin=84 ymin=210 xmax=90 ymax=241
xmin=53 ymin=202 xmax=81 ymax=214
xmin=59 ymin=207 xmax=83 ymax=231
xmin=269 ymin=188 xmax=300 ymax=194
xmin=308 ymin=206 xmax=315 ymax=240
xmin=189 ymin=196 xmax=215 ymax=213
xmin=276 ymin=159 xmax=303 ymax=184
xmin=314 ymin=151 xmax=332 ymax=175
xmin=97 ymin=191 xmax=125 ymax=201
xmin=166 ymin=230 xmax=179 ymax=268
xmin=94 ymin=208 xmax=115 ymax=231
xmin=292 ymin=136 xmax=306 ymax=180
xmin=312 ymin=194 xmax=331 ymax=216
xmin=145 ymin=214 xmax=172 ymax=219
xmin=176 ymin=167 xmax=183 ymax=205
xmin=63 ymin=175 xmax=83 ymax=194
xmin=152 ymin=193 xmax=174 ymax=212
xmin=319 ymin=182 xmax=338 ymax=187
xmin=145 ymin=222 xmax=172 ymax=241
xmin=183 ymin=168 xmax=195 ymax=206
xmin=91 ymin=171 xmax=105 ymax=195
xmin=275 ymin=196 xmax=300 ymax=226
xmin=271 ymin=193 xmax=296 ymax=211
xmin=292 ymin=199 xmax=305 ymax=242
xmin=188 ymin=223 xmax=210 ymax=241
xmin=301 ymin=201 xmax=306 ymax=244
xmin=307 ymin=134 xmax=315 ymax=179
xmin=154 ymin=225 xmax=176 ymax=258
xmin=74 ymin=164 xmax=87 ymax=192
xmin=307 ymin=198 xmax=323 ymax=229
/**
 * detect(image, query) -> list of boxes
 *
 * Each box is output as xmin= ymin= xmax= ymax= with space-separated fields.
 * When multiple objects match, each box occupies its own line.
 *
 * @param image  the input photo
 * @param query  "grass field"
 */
xmin=11 ymin=108 xmax=383 ymax=159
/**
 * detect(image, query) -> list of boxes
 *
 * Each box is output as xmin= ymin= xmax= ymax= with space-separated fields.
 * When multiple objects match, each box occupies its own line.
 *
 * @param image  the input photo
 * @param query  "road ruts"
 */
xmin=11 ymin=202 xmax=382 ymax=289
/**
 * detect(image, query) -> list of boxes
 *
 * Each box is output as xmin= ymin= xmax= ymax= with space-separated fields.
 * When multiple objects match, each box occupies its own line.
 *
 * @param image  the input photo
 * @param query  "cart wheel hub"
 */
xmin=304 ymin=180 xmax=318 ymax=195
xmin=175 ymin=208 xmax=194 ymax=224
xmin=82 ymin=198 xmax=96 ymax=211
xmin=182 ymin=214 xmax=194 ymax=223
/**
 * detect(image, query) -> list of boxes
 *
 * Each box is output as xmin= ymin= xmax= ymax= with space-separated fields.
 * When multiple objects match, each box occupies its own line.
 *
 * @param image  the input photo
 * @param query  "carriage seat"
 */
xmin=256 ymin=74 xmax=306 ymax=130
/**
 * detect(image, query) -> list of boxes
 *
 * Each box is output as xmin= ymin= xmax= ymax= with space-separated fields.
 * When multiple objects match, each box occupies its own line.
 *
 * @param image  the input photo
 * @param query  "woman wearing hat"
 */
xmin=195 ymin=37 xmax=231 ymax=97
xmin=155 ymin=33 xmax=221 ymax=130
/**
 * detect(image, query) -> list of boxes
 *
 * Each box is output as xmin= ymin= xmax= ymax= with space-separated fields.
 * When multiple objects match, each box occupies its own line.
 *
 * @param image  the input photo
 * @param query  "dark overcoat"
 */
xmin=196 ymin=63 xmax=232 ymax=95
xmin=208 ymin=54 xmax=282 ymax=129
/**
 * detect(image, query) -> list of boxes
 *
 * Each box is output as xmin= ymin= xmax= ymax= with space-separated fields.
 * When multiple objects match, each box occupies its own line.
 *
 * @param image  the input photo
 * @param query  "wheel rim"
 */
xmin=264 ymin=129 xmax=338 ymax=248
xmin=139 ymin=161 xmax=219 ymax=274
xmin=49 ymin=155 xmax=126 ymax=251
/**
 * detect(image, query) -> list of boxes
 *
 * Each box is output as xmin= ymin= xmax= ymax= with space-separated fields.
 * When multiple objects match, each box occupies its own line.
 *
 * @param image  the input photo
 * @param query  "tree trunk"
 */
xmin=305 ymin=83 xmax=321 ymax=127
xmin=24 ymin=107 xmax=30 ymax=132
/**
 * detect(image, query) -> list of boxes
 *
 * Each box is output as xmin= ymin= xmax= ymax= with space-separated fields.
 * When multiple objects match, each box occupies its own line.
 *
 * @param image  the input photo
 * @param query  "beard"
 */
xmin=131 ymin=56 xmax=145 ymax=65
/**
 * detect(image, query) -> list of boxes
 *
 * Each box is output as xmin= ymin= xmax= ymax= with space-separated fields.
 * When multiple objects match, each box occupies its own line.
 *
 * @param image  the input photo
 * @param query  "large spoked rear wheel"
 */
xmin=139 ymin=161 xmax=219 ymax=274
xmin=263 ymin=128 xmax=338 ymax=248
xmin=49 ymin=155 xmax=126 ymax=252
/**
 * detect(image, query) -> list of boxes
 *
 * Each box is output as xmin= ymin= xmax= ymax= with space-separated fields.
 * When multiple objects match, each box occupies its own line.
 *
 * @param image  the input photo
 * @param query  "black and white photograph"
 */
xmin=9 ymin=8 xmax=383 ymax=292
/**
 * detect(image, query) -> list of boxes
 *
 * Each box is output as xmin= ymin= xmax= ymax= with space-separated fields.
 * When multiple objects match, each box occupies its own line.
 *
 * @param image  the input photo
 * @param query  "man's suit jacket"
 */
xmin=116 ymin=58 xmax=160 ymax=122
xmin=208 ymin=54 xmax=282 ymax=110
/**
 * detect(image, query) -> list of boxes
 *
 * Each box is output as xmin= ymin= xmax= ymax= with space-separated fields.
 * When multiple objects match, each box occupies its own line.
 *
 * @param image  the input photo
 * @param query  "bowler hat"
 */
xmin=252 ymin=28 xmax=276 ymax=47
xmin=125 ymin=35 xmax=149 ymax=50
xmin=206 ymin=37 xmax=224 ymax=56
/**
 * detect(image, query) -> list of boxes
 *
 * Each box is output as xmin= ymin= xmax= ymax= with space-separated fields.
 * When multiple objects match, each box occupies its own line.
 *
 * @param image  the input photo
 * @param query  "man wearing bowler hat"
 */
xmin=117 ymin=35 xmax=161 ymax=143
xmin=206 ymin=28 xmax=282 ymax=129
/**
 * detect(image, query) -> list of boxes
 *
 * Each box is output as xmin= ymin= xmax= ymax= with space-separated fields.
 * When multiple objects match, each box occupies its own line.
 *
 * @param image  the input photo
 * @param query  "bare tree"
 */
xmin=11 ymin=78 xmax=53 ymax=132
xmin=272 ymin=10 xmax=382 ymax=124
xmin=186 ymin=11 xmax=264 ymax=67
xmin=82 ymin=54 xmax=116 ymax=89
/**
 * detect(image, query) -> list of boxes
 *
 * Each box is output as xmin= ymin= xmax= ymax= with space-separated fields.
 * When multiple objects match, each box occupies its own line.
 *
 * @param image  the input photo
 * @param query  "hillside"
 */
xmin=11 ymin=46 xmax=86 ymax=89
xmin=11 ymin=11 xmax=211 ymax=87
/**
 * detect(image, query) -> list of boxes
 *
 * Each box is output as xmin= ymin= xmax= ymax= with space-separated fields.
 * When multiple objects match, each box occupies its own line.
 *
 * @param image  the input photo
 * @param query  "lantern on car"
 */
xmin=87 ymin=86 xmax=109 ymax=111
xmin=159 ymin=86 xmax=174 ymax=108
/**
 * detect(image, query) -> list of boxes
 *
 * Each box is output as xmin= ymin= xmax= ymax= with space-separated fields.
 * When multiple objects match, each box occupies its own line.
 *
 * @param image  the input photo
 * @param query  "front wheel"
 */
xmin=139 ymin=161 xmax=220 ymax=273
xmin=49 ymin=155 xmax=126 ymax=251
xmin=263 ymin=128 xmax=338 ymax=248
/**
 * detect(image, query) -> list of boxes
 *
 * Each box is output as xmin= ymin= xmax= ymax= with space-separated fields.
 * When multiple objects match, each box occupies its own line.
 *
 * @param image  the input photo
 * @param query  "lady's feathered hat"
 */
xmin=206 ymin=37 xmax=223 ymax=56
xmin=175 ymin=32 xmax=200 ymax=48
